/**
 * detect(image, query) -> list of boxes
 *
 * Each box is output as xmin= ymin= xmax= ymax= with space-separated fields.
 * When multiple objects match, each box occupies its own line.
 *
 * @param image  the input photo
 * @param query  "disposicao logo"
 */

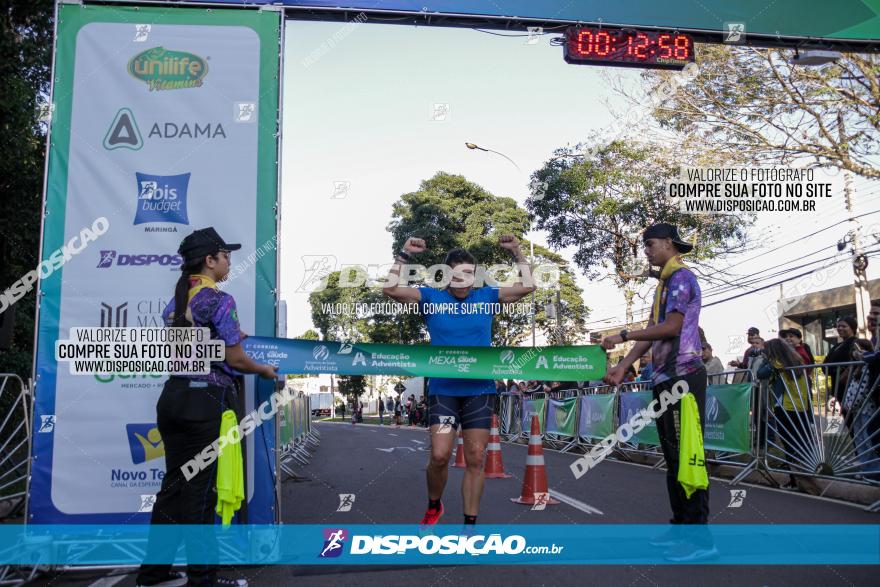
xmin=126 ymin=423 xmax=165 ymax=464
xmin=128 ymin=47 xmax=208 ymax=91
xmin=319 ymin=529 xmax=347 ymax=558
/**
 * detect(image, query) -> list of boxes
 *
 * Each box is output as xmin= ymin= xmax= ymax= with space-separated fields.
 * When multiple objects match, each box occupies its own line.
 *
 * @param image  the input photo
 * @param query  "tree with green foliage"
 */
xmin=0 ymin=1 xmax=53 ymax=379
xmin=386 ymin=171 xmax=589 ymax=344
xmin=631 ymin=45 xmax=880 ymax=179
xmin=337 ymin=374 xmax=366 ymax=406
xmin=528 ymin=141 xmax=749 ymax=326
xmin=298 ymin=329 xmax=320 ymax=340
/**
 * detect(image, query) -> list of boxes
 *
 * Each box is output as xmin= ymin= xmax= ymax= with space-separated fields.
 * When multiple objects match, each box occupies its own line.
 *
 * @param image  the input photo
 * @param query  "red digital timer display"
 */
xmin=564 ymin=27 xmax=695 ymax=70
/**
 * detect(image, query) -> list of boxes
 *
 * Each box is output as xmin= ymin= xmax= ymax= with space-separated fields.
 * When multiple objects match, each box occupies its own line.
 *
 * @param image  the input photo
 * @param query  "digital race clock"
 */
xmin=563 ymin=27 xmax=695 ymax=70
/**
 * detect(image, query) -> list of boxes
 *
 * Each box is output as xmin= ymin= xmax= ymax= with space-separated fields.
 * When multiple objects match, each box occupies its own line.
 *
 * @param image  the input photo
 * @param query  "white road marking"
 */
xmin=388 ymin=433 xmax=398 ymax=437
xmin=411 ymin=439 xmax=424 ymax=444
xmin=549 ymin=489 xmax=604 ymax=515
xmin=88 ymin=573 xmax=128 ymax=587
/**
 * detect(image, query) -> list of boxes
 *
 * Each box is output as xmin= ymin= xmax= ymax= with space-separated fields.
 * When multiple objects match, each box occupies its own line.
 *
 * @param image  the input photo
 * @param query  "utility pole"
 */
xmin=530 ymin=240 xmax=536 ymax=347
xmin=839 ymin=110 xmax=871 ymax=339
xmin=555 ymin=288 xmax=562 ymax=345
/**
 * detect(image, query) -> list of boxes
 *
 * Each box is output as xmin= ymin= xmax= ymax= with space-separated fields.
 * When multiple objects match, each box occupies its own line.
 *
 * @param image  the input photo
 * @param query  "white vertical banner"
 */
xmin=31 ymin=5 xmax=280 ymax=523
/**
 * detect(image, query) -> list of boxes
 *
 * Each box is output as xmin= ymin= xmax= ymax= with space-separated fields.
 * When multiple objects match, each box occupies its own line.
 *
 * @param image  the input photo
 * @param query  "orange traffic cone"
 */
xmin=511 ymin=414 xmax=559 ymax=505
xmin=484 ymin=414 xmax=512 ymax=479
xmin=451 ymin=427 xmax=466 ymax=468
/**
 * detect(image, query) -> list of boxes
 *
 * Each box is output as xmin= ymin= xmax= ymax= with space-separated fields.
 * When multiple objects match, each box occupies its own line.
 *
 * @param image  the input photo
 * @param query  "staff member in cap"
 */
xmin=137 ymin=227 xmax=277 ymax=587
xmin=601 ymin=223 xmax=715 ymax=562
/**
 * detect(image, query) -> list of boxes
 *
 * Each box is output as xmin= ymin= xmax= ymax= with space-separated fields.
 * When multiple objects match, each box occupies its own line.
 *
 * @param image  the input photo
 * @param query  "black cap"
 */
xmin=642 ymin=223 xmax=693 ymax=253
xmin=747 ymin=326 xmax=760 ymax=336
xmin=178 ymin=227 xmax=241 ymax=259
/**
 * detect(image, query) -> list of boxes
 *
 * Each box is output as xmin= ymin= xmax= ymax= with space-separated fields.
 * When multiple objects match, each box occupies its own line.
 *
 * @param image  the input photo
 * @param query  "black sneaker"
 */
xmin=648 ymin=525 xmax=683 ymax=548
xmin=136 ymin=571 xmax=187 ymax=587
xmin=663 ymin=541 xmax=720 ymax=562
xmin=212 ymin=578 xmax=248 ymax=587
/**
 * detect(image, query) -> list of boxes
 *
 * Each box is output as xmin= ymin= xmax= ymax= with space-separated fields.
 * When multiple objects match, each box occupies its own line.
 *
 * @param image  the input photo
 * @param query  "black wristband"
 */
xmin=397 ymin=249 xmax=413 ymax=262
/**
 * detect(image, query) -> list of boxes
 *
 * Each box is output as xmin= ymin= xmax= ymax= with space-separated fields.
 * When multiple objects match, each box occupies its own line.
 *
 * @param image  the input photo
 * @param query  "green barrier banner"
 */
xmin=522 ymin=398 xmax=546 ymax=433
xmin=703 ymin=383 xmax=752 ymax=453
xmin=578 ymin=394 xmax=616 ymax=441
xmin=618 ymin=392 xmax=661 ymax=446
xmin=243 ymin=337 xmax=606 ymax=381
xmin=546 ymin=397 xmax=577 ymax=437
xmin=279 ymin=402 xmax=291 ymax=446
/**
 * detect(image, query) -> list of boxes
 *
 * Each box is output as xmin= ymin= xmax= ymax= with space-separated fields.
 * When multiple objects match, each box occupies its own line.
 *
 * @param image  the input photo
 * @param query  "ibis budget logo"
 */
xmin=126 ymin=423 xmax=165 ymax=464
xmin=128 ymin=47 xmax=208 ymax=91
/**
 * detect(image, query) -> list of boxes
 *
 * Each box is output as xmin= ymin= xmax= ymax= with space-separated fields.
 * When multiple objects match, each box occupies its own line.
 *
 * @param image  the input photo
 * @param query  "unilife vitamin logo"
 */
xmin=128 ymin=47 xmax=208 ymax=91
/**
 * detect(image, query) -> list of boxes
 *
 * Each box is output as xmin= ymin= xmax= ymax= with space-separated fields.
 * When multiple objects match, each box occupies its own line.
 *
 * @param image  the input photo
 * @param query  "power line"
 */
xmin=584 ymin=244 xmax=880 ymax=327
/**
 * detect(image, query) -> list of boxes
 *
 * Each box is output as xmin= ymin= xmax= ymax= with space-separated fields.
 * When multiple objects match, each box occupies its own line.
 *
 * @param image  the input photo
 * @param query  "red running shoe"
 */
xmin=420 ymin=501 xmax=444 ymax=526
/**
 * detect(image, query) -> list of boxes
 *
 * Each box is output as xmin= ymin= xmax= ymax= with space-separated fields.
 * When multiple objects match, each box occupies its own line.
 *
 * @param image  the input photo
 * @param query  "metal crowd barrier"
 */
xmin=0 ymin=374 xmax=31 ymax=523
xmin=761 ymin=361 xmax=880 ymax=509
xmin=277 ymin=392 xmax=319 ymax=486
xmin=519 ymin=392 xmax=547 ymax=440
xmin=0 ymin=374 xmax=34 ymax=587
xmin=499 ymin=367 xmax=880 ymax=506
xmin=498 ymin=392 xmax=521 ymax=440
xmin=544 ymin=388 xmax=581 ymax=452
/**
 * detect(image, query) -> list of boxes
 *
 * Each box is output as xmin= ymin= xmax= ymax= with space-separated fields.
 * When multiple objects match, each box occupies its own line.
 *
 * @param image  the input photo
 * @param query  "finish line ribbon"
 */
xmin=242 ymin=337 xmax=606 ymax=381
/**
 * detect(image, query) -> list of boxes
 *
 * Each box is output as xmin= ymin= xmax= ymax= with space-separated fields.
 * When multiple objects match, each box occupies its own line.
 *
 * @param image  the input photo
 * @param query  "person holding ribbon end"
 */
xmin=600 ymin=223 xmax=716 ymax=562
xmin=137 ymin=227 xmax=278 ymax=587
xmin=382 ymin=234 xmax=536 ymax=527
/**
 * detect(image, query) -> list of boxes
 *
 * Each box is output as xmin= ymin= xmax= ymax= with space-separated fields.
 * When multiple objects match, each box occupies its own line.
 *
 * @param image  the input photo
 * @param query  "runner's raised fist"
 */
xmin=499 ymin=234 xmax=520 ymax=251
xmin=403 ymin=237 xmax=426 ymax=254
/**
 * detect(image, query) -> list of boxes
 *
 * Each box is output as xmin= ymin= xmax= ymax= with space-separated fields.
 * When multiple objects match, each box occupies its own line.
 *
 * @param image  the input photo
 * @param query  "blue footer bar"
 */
xmin=1 ymin=525 xmax=878 ymax=565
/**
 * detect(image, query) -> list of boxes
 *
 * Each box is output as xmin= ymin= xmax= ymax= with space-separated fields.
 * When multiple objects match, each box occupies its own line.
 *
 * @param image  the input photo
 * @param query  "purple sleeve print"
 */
xmin=213 ymin=295 xmax=242 ymax=346
xmin=665 ymin=270 xmax=694 ymax=316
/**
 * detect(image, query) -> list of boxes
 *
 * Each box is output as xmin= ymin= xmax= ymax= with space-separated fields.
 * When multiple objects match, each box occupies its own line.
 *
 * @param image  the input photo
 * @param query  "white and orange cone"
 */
xmin=451 ymin=427 xmax=466 ymax=468
xmin=511 ymin=414 xmax=559 ymax=505
xmin=484 ymin=414 xmax=512 ymax=479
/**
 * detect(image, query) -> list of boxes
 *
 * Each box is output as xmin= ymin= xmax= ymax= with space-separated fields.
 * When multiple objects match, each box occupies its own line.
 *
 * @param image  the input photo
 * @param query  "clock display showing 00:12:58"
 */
xmin=563 ymin=27 xmax=696 ymax=70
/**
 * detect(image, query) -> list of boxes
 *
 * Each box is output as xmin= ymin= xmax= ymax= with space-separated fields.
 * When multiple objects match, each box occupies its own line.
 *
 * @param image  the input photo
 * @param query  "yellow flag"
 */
xmin=677 ymin=393 xmax=709 ymax=498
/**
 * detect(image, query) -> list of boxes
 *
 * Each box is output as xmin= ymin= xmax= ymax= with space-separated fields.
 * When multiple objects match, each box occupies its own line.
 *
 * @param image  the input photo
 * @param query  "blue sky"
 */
xmin=280 ymin=18 xmax=880 ymax=361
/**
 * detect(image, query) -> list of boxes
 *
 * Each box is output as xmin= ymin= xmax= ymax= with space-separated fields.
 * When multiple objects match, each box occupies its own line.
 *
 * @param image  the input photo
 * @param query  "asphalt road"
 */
xmin=30 ymin=420 xmax=880 ymax=587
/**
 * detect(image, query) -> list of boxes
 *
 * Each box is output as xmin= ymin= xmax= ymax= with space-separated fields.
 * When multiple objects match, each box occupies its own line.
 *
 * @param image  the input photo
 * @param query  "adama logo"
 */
xmin=128 ymin=47 xmax=208 ymax=91
xmin=319 ymin=529 xmax=347 ymax=558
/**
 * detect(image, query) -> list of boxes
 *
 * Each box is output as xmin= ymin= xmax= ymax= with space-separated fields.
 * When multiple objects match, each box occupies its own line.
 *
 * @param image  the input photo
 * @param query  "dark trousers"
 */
xmin=653 ymin=369 xmax=710 ymax=527
xmin=138 ymin=378 xmax=234 ymax=586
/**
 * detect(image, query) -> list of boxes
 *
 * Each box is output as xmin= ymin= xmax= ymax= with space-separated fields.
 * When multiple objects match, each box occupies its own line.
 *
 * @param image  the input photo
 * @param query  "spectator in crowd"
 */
xmin=757 ymin=339 xmax=820 ymax=494
xmin=868 ymin=305 xmax=880 ymax=347
xmin=407 ymin=394 xmax=417 ymax=426
xmin=729 ymin=327 xmax=761 ymax=369
xmin=702 ymin=343 xmax=725 ymax=384
xmin=378 ymin=395 xmax=385 ymax=425
xmin=782 ymin=328 xmax=815 ymax=367
xmin=338 ymin=401 xmax=346 ymax=422
xmin=825 ymin=317 xmax=873 ymax=403
xmin=495 ymin=380 xmax=506 ymax=394
xmin=417 ymin=396 xmax=427 ymax=427
xmin=638 ymin=352 xmax=653 ymax=384
xmin=394 ymin=397 xmax=402 ymax=427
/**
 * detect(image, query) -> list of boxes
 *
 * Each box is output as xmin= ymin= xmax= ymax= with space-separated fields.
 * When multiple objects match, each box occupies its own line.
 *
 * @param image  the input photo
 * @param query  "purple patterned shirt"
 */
xmin=162 ymin=284 xmax=242 ymax=388
xmin=648 ymin=268 xmax=703 ymax=384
